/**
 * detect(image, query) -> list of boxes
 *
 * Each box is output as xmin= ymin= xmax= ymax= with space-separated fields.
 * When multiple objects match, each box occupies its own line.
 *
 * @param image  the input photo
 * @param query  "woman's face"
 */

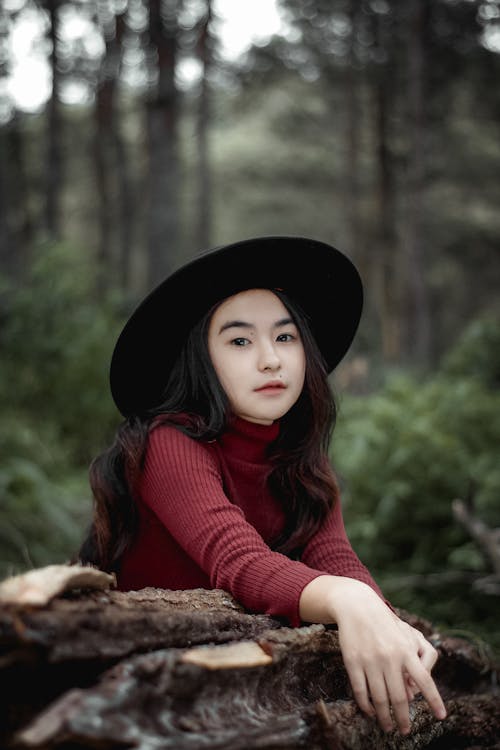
xmin=207 ymin=289 xmax=306 ymax=425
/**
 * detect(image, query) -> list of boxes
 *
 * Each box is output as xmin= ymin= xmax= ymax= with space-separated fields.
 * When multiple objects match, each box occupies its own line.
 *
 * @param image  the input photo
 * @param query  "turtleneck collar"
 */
xmin=218 ymin=416 xmax=280 ymax=463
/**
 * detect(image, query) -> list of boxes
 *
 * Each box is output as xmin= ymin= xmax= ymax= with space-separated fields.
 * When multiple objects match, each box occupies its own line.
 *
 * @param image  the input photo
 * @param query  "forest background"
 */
xmin=1 ymin=0 xmax=499 ymax=652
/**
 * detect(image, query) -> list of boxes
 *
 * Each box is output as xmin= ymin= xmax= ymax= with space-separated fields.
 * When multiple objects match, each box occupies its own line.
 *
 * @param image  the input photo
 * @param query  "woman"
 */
xmin=80 ymin=236 xmax=446 ymax=736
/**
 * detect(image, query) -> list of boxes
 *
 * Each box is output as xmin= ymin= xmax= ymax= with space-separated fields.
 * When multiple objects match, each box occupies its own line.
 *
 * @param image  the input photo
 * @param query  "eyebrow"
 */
xmin=218 ymin=317 xmax=295 ymax=335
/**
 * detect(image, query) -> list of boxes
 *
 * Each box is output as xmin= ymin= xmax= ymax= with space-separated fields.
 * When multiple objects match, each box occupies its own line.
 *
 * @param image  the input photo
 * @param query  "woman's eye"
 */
xmin=231 ymin=337 xmax=250 ymax=346
xmin=276 ymin=333 xmax=294 ymax=342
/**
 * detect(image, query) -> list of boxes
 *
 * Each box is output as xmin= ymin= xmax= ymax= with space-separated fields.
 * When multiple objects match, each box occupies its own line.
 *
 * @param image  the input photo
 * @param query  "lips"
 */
xmin=254 ymin=381 xmax=286 ymax=392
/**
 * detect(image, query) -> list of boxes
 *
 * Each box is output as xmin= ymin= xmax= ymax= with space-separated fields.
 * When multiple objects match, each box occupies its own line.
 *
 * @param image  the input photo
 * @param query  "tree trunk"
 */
xmin=45 ymin=0 xmax=63 ymax=240
xmin=114 ymin=7 xmax=135 ymax=298
xmin=403 ymin=0 xmax=432 ymax=366
xmin=8 ymin=115 xmax=34 ymax=253
xmin=115 ymin=126 xmax=134 ymax=293
xmin=94 ymin=6 xmax=131 ymax=295
xmin=0 ymin=570 xmax=498 ymax=750
xmin=196 ymin=0 xmax=213 ymax=250
xmin=0 ymin=0 xmax=12 ymax=277
xmin=94 ymin=72 xmax=115 ymax=294
xmin=146 ymin=0 xmax=181 ymax=289
xmin=343 ymin=0 xmax=362 ymax=263
xmin=372 ymin=41 xmax=401 ymax=362
xmin=0 ymin=115 xmax=33 ymax=281
xmin=0 ymin=125 xmax=14 ymax=278
xmin=368 ymin=2 xmax=417 ymax=363
xmin=0 ymin=4 xmax=32 ymax=281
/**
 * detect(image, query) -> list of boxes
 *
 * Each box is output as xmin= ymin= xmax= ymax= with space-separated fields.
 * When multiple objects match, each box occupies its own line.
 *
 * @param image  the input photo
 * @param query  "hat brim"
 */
xmin=110 ymin=236 xmax=363 ymax=417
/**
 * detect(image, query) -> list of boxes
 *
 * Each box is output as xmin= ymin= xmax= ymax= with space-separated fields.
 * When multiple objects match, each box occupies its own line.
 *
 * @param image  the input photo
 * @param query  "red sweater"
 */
xmin=118 ymin=416 xmax=384 ymax=626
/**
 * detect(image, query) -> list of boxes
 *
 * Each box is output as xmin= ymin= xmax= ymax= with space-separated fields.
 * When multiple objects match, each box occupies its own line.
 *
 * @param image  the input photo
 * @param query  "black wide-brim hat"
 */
xmin=110 ymin=236 xmax=363 ymax=417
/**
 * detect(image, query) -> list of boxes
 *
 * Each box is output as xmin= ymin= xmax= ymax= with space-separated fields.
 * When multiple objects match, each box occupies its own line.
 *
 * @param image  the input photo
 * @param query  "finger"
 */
xmin=344 ymin=663 xmax=376 ymax=718
xmin=406 ymin=683 xmax=415 ymax=702
xmin=365 ymin=668 xmax=394 ymax=733
xmin=406 ymin=675 xmax=418 ymax=689
xmin=418 ymin=638 xmax=439 ymax=672
xmin=408 ymin=659 xmax=447 ymax=720
xmin=404 ymin=674 xmax=416 ymax=702
xmin=385 ymin=666 xmax=411 ymax=735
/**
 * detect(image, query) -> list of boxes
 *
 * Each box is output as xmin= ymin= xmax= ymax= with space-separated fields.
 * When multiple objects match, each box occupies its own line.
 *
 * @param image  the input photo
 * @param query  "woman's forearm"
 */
xmin=298 ymin=573 xmax=446 ymax=736
xmin=299 ymin=574 xmax=378 ymax=624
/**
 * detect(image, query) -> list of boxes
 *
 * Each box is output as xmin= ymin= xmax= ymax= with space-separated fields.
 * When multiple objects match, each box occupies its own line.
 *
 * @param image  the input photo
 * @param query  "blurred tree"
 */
xmin=41 ymin=0 xmax=64 ymax=240
xmin=273 ymin=0 xmax=500 ymax=363
xmin=0 ymin=0 xmax=498 ymax=365
xmin=0 ymin=2 xmax=33 ymax=280
xmin=343 ymin=0 xmax=362 ymax=261
xmin=146 ymin=0 xmax=182 ymax=285
xmin=195 ymin=0 xmax=213 ymax=248
xmin=403 ymin=0 xmax=431 ymax=366
xmin=369 ymin=1 xmax=402 ymax=362
xmin=93 ymin=0 xmax=133 ymax=293
xmin=0 ymin=135 xmax=7 ymax=275
xmin=5 ymin=116 xmax=34 ymax=270
xmin=268 ymin=0 xmax=408 ymax=359
xmin=0 ymin=118 xmax=21 ymax=279
xmin=0 ymin=3 xmax=11 ymax=270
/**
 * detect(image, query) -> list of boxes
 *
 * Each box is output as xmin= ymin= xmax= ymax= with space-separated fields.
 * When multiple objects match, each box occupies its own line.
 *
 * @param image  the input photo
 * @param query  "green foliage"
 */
xmin=0 ymin=242 xmax=123 ymax=577
xmin=333 ymin=325 xmax=500 ymax=647
xmin=334 ymin=375 xmax=500 ymax=570
xmin=442 ymin=317 xmax=500 ymax=388
xmin=0 ymin=242 xmax=122 ymax=463
xmin=0 ymin=409 xmax=91 ymax=578
xmin=0 ymin=451 xmax=89 ymax=578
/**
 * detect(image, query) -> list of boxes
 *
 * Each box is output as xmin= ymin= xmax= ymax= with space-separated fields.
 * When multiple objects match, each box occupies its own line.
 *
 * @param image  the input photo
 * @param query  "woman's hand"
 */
xmin=299 ymin=575 xmax=447 ymax=735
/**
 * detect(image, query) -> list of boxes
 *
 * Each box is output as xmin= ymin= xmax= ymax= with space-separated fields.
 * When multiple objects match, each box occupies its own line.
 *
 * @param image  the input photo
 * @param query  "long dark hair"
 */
xmin=79 ymin=290 xmax=339 ymax=571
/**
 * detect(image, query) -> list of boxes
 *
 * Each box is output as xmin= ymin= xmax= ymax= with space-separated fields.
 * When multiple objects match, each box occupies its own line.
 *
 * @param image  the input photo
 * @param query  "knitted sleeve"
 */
xmin=300 ymin=497 xmax=386 ymax=600
xmin=139 ymin=425 xmax=326 ymax=626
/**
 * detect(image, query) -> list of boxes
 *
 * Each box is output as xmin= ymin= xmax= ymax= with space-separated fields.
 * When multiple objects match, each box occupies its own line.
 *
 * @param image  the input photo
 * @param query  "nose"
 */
xmin=258 ymin=341 xmax=281 ymax=372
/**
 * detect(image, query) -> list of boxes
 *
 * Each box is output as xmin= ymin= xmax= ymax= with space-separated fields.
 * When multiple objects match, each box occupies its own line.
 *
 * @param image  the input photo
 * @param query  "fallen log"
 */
xmin=0 ymin=566 xmax=498 ymax=749
xmin=0 ymin=564 xmax=116 ymax=607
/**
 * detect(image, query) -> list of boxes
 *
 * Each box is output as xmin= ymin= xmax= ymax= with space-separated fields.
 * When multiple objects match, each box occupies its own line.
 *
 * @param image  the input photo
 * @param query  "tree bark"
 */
xmin=0 ymin=567 xmax=498 ymax=750
xmin=146 ymin=0 xmax=181 ymax=288
xmin=196 ymin=0 xmax=213 ymax=250
xmin=94 ymin=53 xmax=115 ymax=293
xmin=372 ymin=9 xmax=402 ymax=362
xmin=344 ymin=0 xmax=362 ymax=263
xmin=371 ymin=7 xmax=404 ymax=362
xmin=403 ymin=0 xmax=432 ymax=366
xmin=45 ymin=0 xmax=63 ymax=240
xmin=0 ymin=114 xmax=34 ymax=281
xmin=113 ymin=10 xmax=134 ymax=294
xmin=0 ymin=124 xmax=15 ymax=278
xmin=94 ymin=6 xmax=131 ymax=295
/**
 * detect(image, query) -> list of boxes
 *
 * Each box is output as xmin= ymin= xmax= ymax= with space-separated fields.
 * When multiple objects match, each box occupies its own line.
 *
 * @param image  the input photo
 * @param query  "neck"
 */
xmin=218 ymin=415 xmax=280 ymax=463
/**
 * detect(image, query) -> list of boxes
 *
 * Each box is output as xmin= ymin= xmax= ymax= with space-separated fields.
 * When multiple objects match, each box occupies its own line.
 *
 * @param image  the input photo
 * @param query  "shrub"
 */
xmin=0 ymin=242 xmax=122 ymax=463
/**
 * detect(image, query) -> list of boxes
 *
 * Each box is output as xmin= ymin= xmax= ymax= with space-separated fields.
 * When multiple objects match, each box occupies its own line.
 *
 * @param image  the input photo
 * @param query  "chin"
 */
xmin=237 ymin=397 xmax=297 ymax=424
